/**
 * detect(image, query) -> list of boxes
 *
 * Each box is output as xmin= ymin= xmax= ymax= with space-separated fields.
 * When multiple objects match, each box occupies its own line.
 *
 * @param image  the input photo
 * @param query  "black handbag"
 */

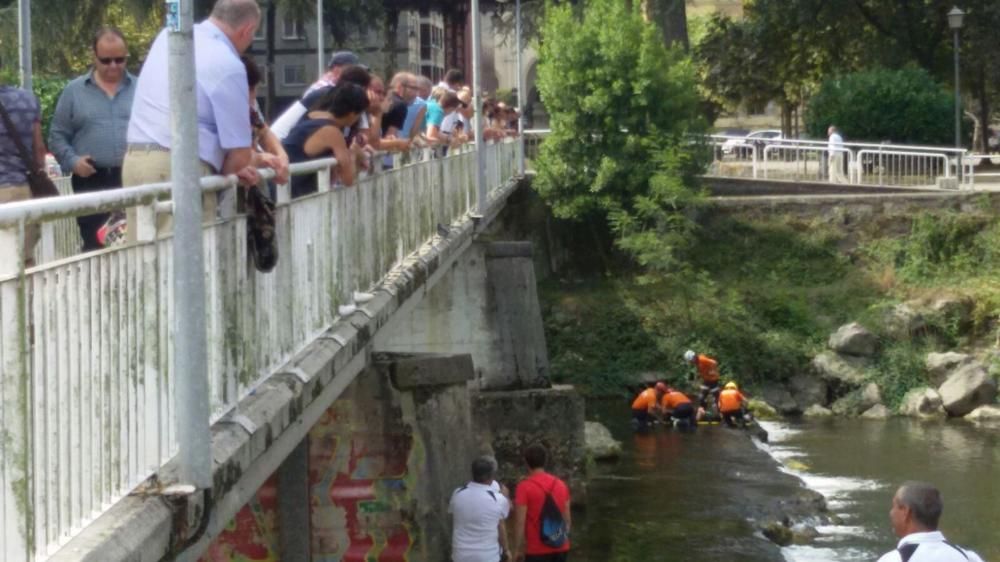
xmin=0 ymin=96 xmax=60 ymax=198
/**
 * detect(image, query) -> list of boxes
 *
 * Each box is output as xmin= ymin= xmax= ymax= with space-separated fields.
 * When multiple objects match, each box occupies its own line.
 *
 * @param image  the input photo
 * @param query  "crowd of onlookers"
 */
xmin=0 ymin=0 xmax=521 ymax=258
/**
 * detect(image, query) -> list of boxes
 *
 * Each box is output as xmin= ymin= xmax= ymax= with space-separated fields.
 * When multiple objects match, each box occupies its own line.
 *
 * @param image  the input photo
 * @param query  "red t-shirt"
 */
xmin=515 ymin=472 xmax=571 ymax=555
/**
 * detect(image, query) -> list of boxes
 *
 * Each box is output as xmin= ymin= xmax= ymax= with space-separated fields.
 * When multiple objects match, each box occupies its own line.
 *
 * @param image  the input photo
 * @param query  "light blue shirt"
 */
xmin=127 ymin=21 xmax=251 ymax=171
xmin=424 ymin=99 xmax=445 ymax=131
xmin=402 ymin=97 xmax=426 ymax=138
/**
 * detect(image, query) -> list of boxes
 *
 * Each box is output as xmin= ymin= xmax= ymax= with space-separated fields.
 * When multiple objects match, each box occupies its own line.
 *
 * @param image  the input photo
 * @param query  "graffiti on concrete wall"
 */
xmin=310 ymin=399 xmax=420 ymax=561
xmin=199 ymin=474 xmax=280 ymax=562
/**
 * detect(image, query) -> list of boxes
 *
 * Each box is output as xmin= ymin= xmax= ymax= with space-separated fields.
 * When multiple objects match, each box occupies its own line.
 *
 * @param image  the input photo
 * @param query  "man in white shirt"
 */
xmin=450 ymin=456 xmax=511 ymax=562
xmin=827 ymin=125 xmax=848 ymax=184
xmin=876 ymin=481 xmax=984 ymax=562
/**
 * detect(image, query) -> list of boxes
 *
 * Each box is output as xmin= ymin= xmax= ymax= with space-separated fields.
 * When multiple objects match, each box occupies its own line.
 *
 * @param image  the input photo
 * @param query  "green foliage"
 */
xmin=534 ymin=0 xmax=707 ymax=274
xmin=542 ymin=215 xmax=881 ymax=395
xmin=0 ymin=70 xmax=69 ymax=141
xmin=869 ymin=341 xmax=928 ymax=410
xmin=805 ymin=67 xmax=956 ymax=144
xmin=863 ymin=212 xmax=996 ymax=283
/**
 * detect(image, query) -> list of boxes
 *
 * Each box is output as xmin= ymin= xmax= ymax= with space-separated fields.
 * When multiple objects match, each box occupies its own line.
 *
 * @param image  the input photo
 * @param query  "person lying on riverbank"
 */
xmin=718 ymin=382 xmax=749 ymax=428
xmin=630 ymin=382 xmax=666 ymax=431
xmin=660 ymin=387 xmax=696 ymax=429
xmin=877 ymin=481 xmax=985 ymax=562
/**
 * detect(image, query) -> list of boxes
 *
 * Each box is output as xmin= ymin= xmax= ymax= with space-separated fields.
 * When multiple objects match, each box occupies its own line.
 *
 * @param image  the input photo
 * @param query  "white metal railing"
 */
xmin=523 ymin=129 xmax=550 ymax=162
xmin=0 ymin=139 xmax=519 ymax=561
xmin=708 ymin=134 xmax=973 ymax=189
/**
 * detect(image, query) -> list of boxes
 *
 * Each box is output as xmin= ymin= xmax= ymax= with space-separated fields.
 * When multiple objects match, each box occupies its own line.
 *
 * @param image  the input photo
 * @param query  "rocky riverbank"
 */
xmin=755 ymin=295 xmax=1000 ymax=422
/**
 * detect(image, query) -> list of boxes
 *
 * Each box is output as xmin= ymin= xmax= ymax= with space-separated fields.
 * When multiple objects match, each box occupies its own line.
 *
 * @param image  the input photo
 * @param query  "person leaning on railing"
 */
xmin=0 ymin=71 xmax=46 ymax=262
xmin=281 ymin=83 xmax=369 ymax=198
xmin=122 ymin=0 xmax=273 ymax=239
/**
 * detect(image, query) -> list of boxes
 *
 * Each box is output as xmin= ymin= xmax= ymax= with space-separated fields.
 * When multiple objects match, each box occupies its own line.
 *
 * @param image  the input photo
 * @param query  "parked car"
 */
xmin=721 ymin=129 xmax=784 ymax=156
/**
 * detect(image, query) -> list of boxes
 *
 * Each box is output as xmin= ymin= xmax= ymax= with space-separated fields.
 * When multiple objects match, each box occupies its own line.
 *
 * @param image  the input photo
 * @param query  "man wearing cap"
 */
xmin=270 ymin=50 xmax=368 ymax=140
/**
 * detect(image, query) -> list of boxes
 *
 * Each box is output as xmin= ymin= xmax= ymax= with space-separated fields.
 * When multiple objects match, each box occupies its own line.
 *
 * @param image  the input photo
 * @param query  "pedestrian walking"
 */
xmin=828 ymin=125 xmax=848 ymax=184
xmin=0 ymin=73 xmax=47 ymax=262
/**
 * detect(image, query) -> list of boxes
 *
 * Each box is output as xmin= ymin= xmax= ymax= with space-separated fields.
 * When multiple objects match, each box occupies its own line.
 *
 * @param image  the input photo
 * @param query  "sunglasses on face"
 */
xmin=97 ymin=56 xmax=127 ymax=65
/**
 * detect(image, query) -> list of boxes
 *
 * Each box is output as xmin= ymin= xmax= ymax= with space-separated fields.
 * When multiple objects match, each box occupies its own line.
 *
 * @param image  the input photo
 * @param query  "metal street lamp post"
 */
xmin=948 ymin=7 xmax=965 ymax=155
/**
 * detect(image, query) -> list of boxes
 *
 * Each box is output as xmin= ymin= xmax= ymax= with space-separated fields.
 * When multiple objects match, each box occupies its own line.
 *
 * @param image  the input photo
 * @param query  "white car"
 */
xmin=721 ymin=129 xmax=784 ymax=156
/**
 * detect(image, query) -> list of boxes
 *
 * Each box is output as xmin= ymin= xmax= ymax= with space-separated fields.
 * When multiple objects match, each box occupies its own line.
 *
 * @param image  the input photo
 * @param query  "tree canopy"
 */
xmin=534 ymin=0 xmax=707 ymax=273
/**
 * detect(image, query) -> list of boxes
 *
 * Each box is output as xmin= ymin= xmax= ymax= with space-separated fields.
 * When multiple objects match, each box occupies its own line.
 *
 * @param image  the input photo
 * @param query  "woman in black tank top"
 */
xmin=282 ymin=83 xmax=369 ymax=198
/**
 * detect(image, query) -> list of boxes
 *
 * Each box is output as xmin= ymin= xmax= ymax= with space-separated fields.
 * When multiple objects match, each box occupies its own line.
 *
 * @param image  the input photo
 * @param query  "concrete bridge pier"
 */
xmin=375 ymin=239 xmax=587 ymax=501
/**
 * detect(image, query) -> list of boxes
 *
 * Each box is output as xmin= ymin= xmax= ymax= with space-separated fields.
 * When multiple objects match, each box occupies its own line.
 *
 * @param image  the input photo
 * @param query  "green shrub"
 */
xmin=804 ymin=67 xmax=957 ymax=145
xmin=870 ymin=342 xmax=929 ymax=410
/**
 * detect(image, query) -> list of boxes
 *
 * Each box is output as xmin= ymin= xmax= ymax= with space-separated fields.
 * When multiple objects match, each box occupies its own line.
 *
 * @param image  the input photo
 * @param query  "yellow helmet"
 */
xmin=724 ymin=381 xmax=738 ymax=390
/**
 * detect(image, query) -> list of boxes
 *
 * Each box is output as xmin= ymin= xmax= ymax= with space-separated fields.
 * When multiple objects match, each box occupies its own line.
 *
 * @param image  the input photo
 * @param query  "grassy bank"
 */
xmin=541 ymin=208 xmax=1000 ymax=403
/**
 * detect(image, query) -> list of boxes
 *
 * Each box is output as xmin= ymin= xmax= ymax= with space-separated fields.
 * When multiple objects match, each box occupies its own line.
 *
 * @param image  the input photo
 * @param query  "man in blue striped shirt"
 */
xmin=49 ymin=27 xmax=136 ymax=250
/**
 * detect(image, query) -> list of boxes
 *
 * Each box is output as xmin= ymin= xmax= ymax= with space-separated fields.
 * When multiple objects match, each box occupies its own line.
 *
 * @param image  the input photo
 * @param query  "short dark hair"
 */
xmin=310 ymin=83 xmax=369 ymax=118
xmin=92 ymin=26 xmax=126 ymax=53
xmin=471 ymin=456 xmax=496 ymax=484
xmin=338 ymin=65 xmax=371 ymax=89
xmin=444 ymin=68 xmax=464 ymax=86
xmin=524 ymin=443 xmax=548 ymax=470
xmin=897 ymin=481 xmax=943 ymax=530
xmin=240 ymin=55 xmax=261 ymax=89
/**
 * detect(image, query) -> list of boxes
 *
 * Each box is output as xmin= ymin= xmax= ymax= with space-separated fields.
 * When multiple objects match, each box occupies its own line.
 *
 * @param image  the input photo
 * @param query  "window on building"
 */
xmin=283 ymin=64 xmax=306 ymax=86
xmin=254 ymin=14 xmax=266 ymax=40
xmin=283 ymin=16 xmax=304 ymax=39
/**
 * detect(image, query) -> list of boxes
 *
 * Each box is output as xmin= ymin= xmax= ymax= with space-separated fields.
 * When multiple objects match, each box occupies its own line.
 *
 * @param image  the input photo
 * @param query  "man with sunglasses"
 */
xmin=49 ymin=26 xmax=135 ymax=251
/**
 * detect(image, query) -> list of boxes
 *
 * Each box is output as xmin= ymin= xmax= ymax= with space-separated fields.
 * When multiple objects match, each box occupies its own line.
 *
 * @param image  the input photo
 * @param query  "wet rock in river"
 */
xmin=965 ymin=404 xmax=1000 ymax=422
xmin=762 ymin=521 xmax=793 ymax=546
xmin=899 ymin=387 xmax=946 ymax=418
xmin=812 ymin=351 xmax=869 ymax=399
xmin=584 ymin=421 xmax=622 ymax=461
xmin=788 ymin=374 xmax=828 ymax=410
xmin=803 ymin=404 xmax=834 ymax=418
xmin=938 ymin=363 xmax=997 ymax=417
xmin=831 ymin=383 xmax=882 ymax=417
xmin=861 ymin=403 xmax=891 ymax=420
xmin=759 ymin=383 xmax=799 ymax=415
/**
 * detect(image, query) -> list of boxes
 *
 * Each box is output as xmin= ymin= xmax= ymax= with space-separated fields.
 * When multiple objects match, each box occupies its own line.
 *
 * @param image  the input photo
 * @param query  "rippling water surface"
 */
xmin=573 ymin=402 xmax=1000 ymax=562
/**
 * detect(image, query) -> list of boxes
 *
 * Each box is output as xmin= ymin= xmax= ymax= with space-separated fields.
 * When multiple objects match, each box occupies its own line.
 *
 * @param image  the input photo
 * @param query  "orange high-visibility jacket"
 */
xmin=661 ymin=391 xmax=691 ymax=410
xmin=632 ymin=388 xmax=658 ymax=411
xmin=718 ymin=389 xmax=746 ymax=413
xmin=695 ymin=354 xmax=720 ymax=383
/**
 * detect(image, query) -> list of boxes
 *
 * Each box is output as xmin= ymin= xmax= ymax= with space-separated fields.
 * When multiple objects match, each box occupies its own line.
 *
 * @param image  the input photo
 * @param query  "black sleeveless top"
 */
xmin=282 ymin=116 xmax=337 ymax=198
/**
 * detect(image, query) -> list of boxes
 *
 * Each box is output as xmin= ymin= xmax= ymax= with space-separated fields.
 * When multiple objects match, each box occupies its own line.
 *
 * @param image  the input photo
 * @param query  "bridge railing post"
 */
xmin=0 ymin=221 xmax=33 ymax=561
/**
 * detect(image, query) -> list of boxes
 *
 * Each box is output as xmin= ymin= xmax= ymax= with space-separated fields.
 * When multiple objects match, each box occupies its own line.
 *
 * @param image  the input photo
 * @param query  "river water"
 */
xmin=572 ymin=402 xmax=1000 ymax=561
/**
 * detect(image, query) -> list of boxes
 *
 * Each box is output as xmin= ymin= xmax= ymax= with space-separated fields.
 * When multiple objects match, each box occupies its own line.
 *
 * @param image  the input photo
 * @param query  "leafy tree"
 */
xmin=534 ymin=0 xmax=707 ymax=273
xmin=804 ymin=67 xmax=955 ymax=145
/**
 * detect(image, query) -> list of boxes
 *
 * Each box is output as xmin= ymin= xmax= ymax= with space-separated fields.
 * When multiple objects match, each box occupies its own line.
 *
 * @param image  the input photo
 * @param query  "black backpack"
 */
xmin=526 ymin=478 xmax=568 ymax=548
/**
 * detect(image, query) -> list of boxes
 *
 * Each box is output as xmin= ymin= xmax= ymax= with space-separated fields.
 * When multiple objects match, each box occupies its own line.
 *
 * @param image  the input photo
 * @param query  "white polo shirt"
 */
xmin=449 ymin=481 xmax=510 ymax=562
xmin=876 ymin=531 xmax=985 ymax=562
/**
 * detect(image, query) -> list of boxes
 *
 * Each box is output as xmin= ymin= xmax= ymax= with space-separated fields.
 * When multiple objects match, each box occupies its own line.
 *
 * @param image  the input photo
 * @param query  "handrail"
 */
xmin=708 ymin=134 xmax=967 ymax=155
xmin=0 ymin=157 xmax=338 ymax=227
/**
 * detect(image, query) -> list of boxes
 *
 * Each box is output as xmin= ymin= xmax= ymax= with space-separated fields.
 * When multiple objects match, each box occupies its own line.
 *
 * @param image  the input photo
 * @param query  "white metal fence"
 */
xmin=707 ymin=134 xmax=973 ymax=189
xmin=0 ymin=140 xmax=519 ymax=561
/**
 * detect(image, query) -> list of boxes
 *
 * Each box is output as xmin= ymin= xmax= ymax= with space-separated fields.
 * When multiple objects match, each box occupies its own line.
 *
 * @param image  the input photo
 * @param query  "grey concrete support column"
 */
xmin=483 ymin=241 xmax=551 ymax=390
xmin=377 ymin=352 xmax=478 ymax=562
xmin=278 ymin=439 xmax=311 ymax=562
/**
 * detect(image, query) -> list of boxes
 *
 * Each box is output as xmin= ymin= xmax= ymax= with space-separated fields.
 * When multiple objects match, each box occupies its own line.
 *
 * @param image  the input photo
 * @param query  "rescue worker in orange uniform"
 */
xmin=684 ymin=349 xmax=721 ymax=409
xmin=631 ymin=382 xmax=667 ymax=431
xmin=660 ymin=386 xmax=696 ymax=429
xmin=718 ymin=381 xmax=749 ymax=428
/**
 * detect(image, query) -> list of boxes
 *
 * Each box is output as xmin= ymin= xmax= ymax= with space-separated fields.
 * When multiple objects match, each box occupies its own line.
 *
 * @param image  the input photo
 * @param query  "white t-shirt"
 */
xmin=876 ymin=531 xmax=985 ymax=562
xmin=449 ymin=481 xmax=510 ymax=562
xmin=828 ymin=132 xmax=844 ymax=152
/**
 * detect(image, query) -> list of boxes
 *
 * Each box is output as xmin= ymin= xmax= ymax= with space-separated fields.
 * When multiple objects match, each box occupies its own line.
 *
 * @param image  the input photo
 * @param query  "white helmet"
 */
xmin=683 ymin=350 xmax=696 ymax=362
